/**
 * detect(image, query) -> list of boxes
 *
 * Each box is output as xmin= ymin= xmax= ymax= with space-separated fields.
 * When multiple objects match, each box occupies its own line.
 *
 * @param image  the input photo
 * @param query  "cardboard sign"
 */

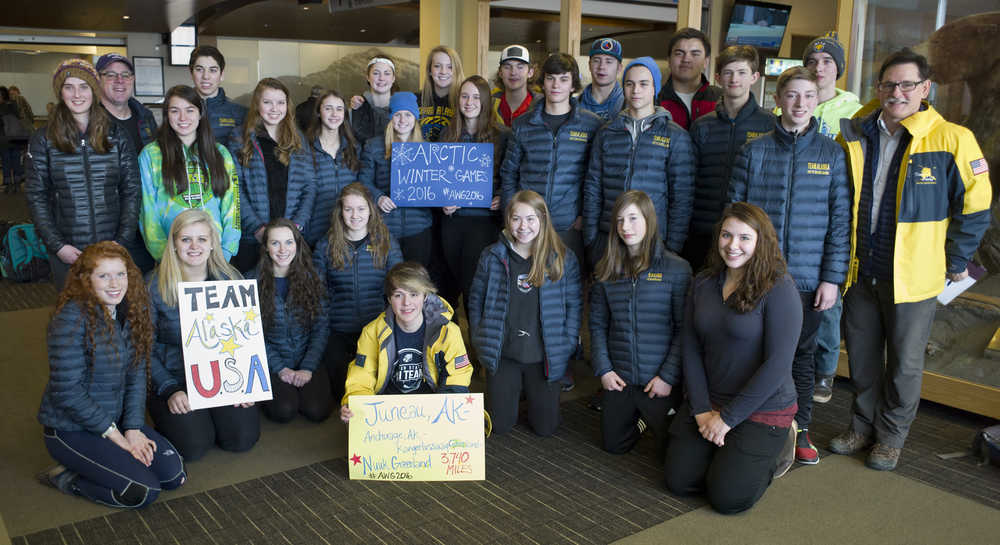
xmin=390 ymin=142 xmax=493 ymax=208
xmin=347 ymin=393 xmax=486 ymax=481
xmin=177 ymin=280 xmax=273 ymax=410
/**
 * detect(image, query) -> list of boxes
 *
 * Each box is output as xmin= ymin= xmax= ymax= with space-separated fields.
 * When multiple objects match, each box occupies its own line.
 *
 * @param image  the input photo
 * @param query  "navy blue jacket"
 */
xmin=583 ymin=108 xmax=696 ymax=252
xmin=147 ymin=271 xmax=187 ymax=397
xmin=103 ymin=97 xmax=157 ymax=152
xmin=37 ymin=301 xmax=146 ymax=434
xmin=305 ymin=138 xmax=360 ymax=246
xmin=205 ymin=88 xmax=248 ymax=147
xmin=246 ymin=269 xmax=330 ymax=373
xmin=358 ymin=136 xmax=433 ymax=239
xmin=467 ymin=235 xmax=582 ymax=381
xmin=730 ymin=118 xmax=851 ymax=292
xmin=313 ymin=235 xmax=403 ymax=334
xmin=589 ymin=243 xmax=691 ymax=386
xmin=688 ymin=95 xmax=775 ymax=238
xmin=450 ymin=128 xmax=512 ymax=218
xmin=500 ymin=99 xmax=604 ymax=231
xmin=229 ymin=130 xmax=317 ymax=241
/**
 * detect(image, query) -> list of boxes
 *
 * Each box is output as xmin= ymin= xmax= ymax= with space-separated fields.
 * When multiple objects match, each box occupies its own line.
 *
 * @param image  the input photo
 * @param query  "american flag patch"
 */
xmin=454 ymin=354 xmax=470 ymax=369
xmin=971 ymin=158 xmax=989 ymax=176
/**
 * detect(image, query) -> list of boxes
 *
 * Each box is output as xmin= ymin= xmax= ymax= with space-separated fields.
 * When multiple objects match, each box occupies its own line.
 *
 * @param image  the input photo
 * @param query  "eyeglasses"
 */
xmin=877 ymin=80 xmax=925 ymax=93
xmin=101 ymin=71 xmax=134 ymax=81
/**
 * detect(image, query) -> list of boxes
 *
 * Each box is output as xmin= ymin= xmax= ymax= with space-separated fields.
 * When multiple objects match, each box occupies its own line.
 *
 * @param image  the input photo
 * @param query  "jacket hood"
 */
xmin=381 ymin=292 xmax=454 ymax=333
xmin=842 ymin=99 xmax=939 ymax=142
xmin=579 ymin=82 xmax=624 ymax=109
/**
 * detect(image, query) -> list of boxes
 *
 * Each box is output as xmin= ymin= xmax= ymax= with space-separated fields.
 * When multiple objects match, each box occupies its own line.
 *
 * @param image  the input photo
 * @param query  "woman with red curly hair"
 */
xmin=37 ymin=242 xmax=186 ymax=509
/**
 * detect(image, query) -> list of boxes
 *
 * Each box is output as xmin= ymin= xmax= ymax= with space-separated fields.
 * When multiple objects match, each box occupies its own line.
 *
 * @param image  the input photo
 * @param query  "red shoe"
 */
xmin=795 ymin=427 xmax=820 ymax=465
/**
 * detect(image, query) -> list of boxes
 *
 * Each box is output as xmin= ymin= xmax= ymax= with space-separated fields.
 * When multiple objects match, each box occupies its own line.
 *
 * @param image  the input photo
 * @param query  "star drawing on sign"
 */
xmin=203 ymin=313 xmax=215 ymax=322
xmin=350 ymin=453 xmax=362 ymax=465
xmin=220 ymin=336 xmax=241 ymax=357
xmin=465 ymin=395 xmax=475 ymax=406
xmin=244 ymin=308 xmax=259 ymax=323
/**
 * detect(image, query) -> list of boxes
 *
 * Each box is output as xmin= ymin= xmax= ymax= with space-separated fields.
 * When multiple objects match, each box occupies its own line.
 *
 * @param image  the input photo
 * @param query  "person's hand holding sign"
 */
xmin=340 ymin=405 xmax=353 ymax=423
xmin=378 ymin=196 xmax=396 ymax=213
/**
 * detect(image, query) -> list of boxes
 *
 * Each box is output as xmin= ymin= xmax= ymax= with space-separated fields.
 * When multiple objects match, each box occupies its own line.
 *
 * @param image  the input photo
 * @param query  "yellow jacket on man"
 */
xmin=342 ymin=295 xmax=473 ymax=405
xmin=838 ymin=100 xmax=991 ymax=303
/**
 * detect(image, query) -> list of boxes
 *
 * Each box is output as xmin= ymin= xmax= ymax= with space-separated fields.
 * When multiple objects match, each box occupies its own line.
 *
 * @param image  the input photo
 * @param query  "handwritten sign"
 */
xmin=178 ymin=280 xmax=273 ymax=410
xmin=390 ymin=142 xmax=493 ymax=208
xmin=347 ymin=393 xmax=486 ymax=481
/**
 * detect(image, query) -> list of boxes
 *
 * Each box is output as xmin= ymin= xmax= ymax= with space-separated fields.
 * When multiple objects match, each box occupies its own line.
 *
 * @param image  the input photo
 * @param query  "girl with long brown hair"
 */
xmin=313 ymin=183 xmax=402 ymax=400
xmin=25 ymin=59 xmax=140 ymax=288
xmin=304 ymin=89 xmax=360 ymax=247
xmin=665 ymin=202 xmax=800 ymax=514
xmin=38 ymin=241 xmax=186 ymax=508
xmin=249 ymin=218 xmax=332 ymax=423
xmin=438 ymin=75 xmax=512 ymax=316
xmin=229 ymin=78 xmax=317 ymax=272
xmin=139 ymin=84 xmax=240 ymax=262
xmin=467 ymin=190 xmax=581 ymax=437
xmin=418 ymin=45 xmax=464 ymax=142
xmin=590 ymin=190 xmax=691 ymax=456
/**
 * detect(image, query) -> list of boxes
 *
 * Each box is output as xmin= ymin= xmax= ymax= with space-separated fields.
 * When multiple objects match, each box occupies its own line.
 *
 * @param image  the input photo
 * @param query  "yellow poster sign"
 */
xmin=347 ymin=393 xmax=486 ymax=481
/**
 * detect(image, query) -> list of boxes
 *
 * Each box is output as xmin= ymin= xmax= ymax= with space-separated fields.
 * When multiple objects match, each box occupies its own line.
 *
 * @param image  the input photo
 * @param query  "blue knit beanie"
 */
xmin=623 ymin=56 xmax=662 ymax=95
xmin=389 ymin=92 xmax=419 ymax=119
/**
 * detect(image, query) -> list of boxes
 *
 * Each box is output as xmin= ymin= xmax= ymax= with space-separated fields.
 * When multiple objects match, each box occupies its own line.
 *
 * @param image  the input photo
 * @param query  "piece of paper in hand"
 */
xmin=936 ymin=262 xmax=987 ymax=305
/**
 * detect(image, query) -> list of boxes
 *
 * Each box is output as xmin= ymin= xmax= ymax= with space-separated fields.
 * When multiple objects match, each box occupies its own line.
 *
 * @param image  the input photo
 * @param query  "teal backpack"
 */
xmin=0 ymin=223 xmax=50 ymax=282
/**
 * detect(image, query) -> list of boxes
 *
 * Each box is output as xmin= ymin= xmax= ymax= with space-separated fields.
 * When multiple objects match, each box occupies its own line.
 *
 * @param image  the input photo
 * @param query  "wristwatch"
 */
xmin=101 ymin=422 xmax=118 ymax=439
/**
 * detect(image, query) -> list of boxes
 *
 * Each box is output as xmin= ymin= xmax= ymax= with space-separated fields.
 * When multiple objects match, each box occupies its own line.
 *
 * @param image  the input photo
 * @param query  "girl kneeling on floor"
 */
xmin=146 ymin=209 xmax=259 ymax=461
xmin=590 ymin=190 xmax=691 ymax=456
xmin=339 ymin=262 xmax=473 ymax=422
xmin=664 ymin=202 xmax=800 ymax=514
xmin=467 ymin=190 xmax=582 ymax=436
xmin=39 ymin=241 xmax=185 ymax=508
xmin=250 ymin=218 xmax=332 ymax=423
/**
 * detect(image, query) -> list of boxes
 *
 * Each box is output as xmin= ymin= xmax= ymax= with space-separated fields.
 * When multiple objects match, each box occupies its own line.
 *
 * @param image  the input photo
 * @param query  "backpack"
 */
xmin=0 ymin=223 xmax=50 ymax=282
xmin=0 ymin=110 xmax=31 ymax=140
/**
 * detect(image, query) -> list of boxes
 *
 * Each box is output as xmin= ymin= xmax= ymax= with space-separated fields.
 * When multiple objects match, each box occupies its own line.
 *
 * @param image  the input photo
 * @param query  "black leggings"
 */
xmin=664 ymin=404 xmax=789 ymax=515
xmin=148 ymin=393 xmax=261 ymax=462
xmin=263 ymin=366 xmax=333 ymax=423
xmin=601 ymin=385 xmax=678 ymax=455
xmin=441 ymin=214 xmax=499 ymax=316
xmin=325 ymin=330 xmax=360 ymax=405
xmin=487 ymin=360 xmax=561 ymax=437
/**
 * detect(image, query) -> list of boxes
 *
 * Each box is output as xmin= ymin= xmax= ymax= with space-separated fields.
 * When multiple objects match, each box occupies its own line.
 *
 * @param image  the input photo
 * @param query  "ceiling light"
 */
xmin=303 ymin=6 xmax=309 ymax=9
xmin=360 ymin=29 xmax=367 ymax=33
xmin=122 ymin=15 xmax=130 ymax=20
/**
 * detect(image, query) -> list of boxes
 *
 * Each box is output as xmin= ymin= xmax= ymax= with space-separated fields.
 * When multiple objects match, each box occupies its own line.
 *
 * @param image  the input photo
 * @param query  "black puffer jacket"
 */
xmin=25 ymin=123 xmax=140 ymax=253
xmin=589 ymin=243 xmax=691 ymax=386
xmin=499 ymin=99 xmax=604 ymax=231
xmin=583 ymin=108 xmax=695 ymax=253
xmin=729 ymin=118 xmax=851 ymax=292
xmin=688 ymin=95 xmax=775 ymax=239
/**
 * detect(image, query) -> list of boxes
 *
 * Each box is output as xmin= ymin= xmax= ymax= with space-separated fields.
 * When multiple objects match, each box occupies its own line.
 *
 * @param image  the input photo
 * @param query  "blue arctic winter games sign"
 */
xmin=390 ymin=142 xmax=493 ymax=208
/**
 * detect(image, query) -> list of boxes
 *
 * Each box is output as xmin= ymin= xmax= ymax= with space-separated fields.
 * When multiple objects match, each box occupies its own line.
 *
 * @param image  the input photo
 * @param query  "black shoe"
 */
xmin=587 ymin=390 xmax=603 ymax=411
xmin=813 ymin=375 xmax=834 ymax=403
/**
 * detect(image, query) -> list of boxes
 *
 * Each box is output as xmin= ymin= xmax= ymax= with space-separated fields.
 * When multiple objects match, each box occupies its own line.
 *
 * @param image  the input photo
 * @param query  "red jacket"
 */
xmin=657 ymin=75 xmax=722 ymax=130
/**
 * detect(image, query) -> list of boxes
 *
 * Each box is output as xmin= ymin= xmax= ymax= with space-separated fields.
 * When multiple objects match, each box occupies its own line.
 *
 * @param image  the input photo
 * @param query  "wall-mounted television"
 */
xmin=763 ymin=57 xmax=803 ymax=77
xmin=724 ymin=0 xmax=792 ymax=54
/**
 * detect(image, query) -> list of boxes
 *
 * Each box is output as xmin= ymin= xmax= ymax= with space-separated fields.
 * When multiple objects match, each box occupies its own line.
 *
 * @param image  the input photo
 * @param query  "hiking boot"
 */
xmin=866 ymin=443 xmax=902 ymax=471
xmin=813 ymin=375 xmax=834 ymax=403
xmin=774 ymin=424 xmax=797 ymax=479
xmin=829 ymin=429 xmax=873 ymax=455
xmin=795 ymin=427 xmax=820 ymax=464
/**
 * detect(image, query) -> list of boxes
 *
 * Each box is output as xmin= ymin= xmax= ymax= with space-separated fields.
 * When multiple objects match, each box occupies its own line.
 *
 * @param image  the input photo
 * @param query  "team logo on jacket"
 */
xmin=569 ymin=130 xmax=590 ymax=142
xmin=652 ymin=135 xmax=670 ymax=148
xmin=517 ymin=273 xmax=532 ymax=293
xmin=807 ymin=162 xmax=830 ymax=175
xmin=646 ymin=272 xmax=663 ymax=282
xmin=218 ymin=117 xmax=236 ymax=127
xmin=745 ymin=131 xmax=767 ymax=141
xmin=916 ymin=166 xmax=937 ymax=185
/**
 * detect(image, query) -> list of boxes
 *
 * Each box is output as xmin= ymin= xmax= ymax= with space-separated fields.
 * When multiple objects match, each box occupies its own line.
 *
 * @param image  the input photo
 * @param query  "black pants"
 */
xmin=325 ymin=330 xmax=360 ymax=405
xmin=263 ymin=366 xmax=333 ymax=423
xmin=441 ymin=214 xmax=499 ymax=316
xmin=680 ymin=233 xmax=712 ymax=274
xmin=664 ymin=404 xmax=789 ymax=515
xmin=148 ymin=393 xmax=261 ymax=462
xmin=792 ymin=290 xmax=825 ymax=429
xmin=601 ymin=385 xmax=677 ymax=455
xmin=557 ymin=227 xmax=585 ymax=274
xmin=487 ymin=360 xmax=561 ymax=437
xmin=233 ymin=239 xmax=261 ymax=274
xmin=123 ymin=230 xmax=155 ymax=274
xmin=399 ymin=228 xmax=433 ymax=267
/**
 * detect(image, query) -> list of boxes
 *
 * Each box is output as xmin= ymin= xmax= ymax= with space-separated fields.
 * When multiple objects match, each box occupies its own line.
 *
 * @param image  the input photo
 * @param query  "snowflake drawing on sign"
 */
xmin=479 ymin=156 xmax=492 ymax=168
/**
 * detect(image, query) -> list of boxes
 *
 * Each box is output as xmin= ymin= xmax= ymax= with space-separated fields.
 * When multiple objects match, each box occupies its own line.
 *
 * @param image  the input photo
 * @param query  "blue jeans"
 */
xmin=814 ymin=297 xmax=843 ymax=377
xmin=43 ymin=425 xmax=186 ymax=509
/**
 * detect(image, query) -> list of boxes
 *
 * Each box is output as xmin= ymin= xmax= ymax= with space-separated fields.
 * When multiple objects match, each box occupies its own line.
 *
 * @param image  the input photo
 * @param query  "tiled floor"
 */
xmin=13 ymin=383 xmax=998 ymax=545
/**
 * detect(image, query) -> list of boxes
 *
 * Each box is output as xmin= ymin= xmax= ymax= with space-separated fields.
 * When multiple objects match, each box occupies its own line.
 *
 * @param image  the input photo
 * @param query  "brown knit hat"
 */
xmin=52 ymin=58 xmax=101 ymax=99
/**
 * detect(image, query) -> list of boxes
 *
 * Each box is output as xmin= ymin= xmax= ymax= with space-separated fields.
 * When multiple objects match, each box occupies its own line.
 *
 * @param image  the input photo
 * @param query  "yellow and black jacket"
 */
xmin=342 ymin=295 xmax=472 ymax=405
xmin=837 ymin=101 xmax=991 ymax=303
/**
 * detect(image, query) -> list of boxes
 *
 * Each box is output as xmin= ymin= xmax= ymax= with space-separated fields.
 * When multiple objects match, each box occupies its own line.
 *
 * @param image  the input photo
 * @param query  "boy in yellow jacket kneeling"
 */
xmin=340 ymin=262 xmax=473 ymax=422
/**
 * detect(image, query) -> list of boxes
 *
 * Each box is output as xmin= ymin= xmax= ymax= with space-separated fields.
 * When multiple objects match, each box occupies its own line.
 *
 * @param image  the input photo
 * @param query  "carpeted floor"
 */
xmin=11 ymin=384 xmax=999 ymax=545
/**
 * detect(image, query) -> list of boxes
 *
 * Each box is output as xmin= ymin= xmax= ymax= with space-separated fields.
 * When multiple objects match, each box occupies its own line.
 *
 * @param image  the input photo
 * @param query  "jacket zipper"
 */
xmin=783 ymin=133 xmax=797 ymax=256
xmin=723 ymin=119 xmax=737 ymax=205
xmin=630 ymin=276 xmax=639 ymax=382
xmin=352 ymin=245 xmax=361 ymax=326
xmin=81 ymin=138 xmax=96 ymax=242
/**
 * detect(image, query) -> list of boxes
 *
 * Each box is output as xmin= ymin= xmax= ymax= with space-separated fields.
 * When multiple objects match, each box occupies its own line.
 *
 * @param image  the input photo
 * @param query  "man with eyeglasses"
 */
xmin=96 ymin=53 xmax=157 ymax=273
xmin=831 ymin=48 xmax=991 ymax=471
